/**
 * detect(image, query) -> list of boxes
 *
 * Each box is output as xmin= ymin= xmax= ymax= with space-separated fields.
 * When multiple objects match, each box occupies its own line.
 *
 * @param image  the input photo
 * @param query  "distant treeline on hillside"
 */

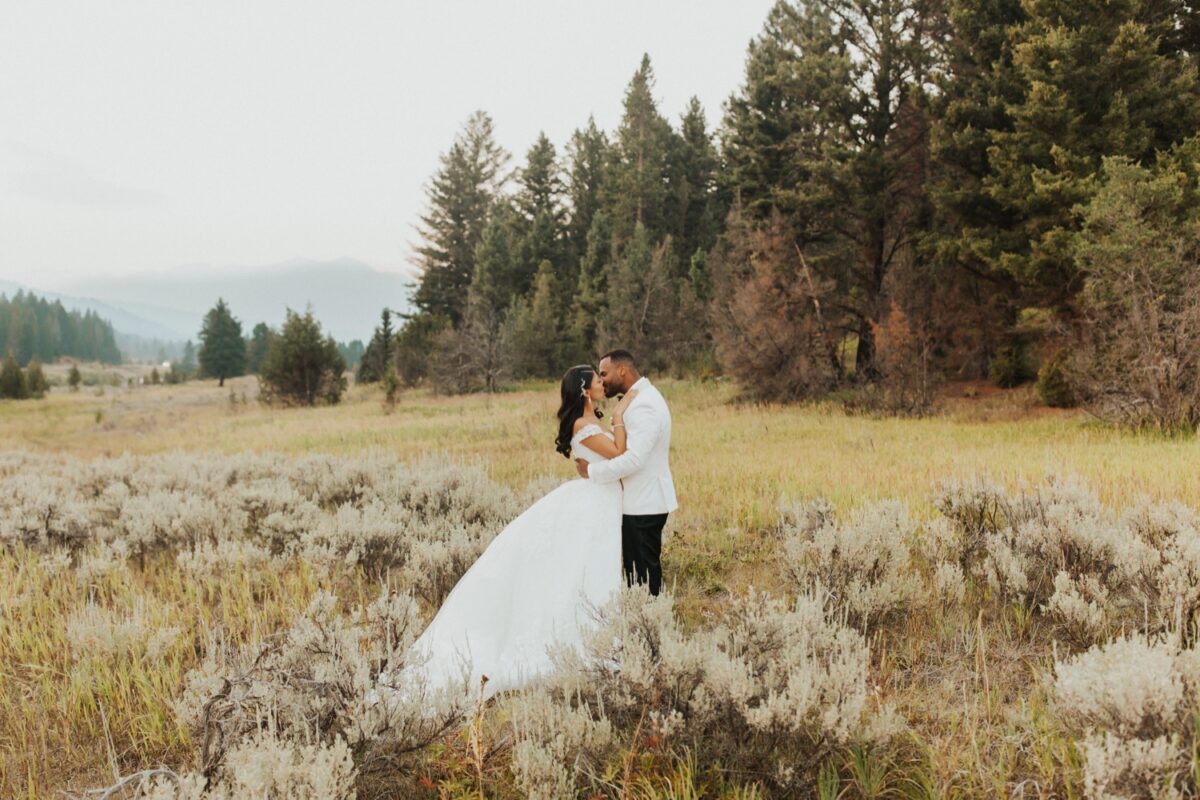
xmin=0 ymin=290 xmax=122 ymax=365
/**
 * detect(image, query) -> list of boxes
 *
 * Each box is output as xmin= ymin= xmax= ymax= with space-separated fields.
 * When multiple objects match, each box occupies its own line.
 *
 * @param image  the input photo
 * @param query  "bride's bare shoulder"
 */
xmin=573 ymin=416 xmax=600 ymax=433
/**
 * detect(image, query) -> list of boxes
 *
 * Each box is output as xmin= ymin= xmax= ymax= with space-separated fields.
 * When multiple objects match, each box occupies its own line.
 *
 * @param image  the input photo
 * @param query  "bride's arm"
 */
xmin=577 ymin=412 xmax=628 ymax=459
xmin=574 ymin=390 xmax=636 ymax=459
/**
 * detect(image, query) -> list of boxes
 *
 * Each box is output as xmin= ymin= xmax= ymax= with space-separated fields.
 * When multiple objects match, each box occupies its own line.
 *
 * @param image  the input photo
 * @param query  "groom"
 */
xmin=576 ymin=349 xmax=677 ymax=596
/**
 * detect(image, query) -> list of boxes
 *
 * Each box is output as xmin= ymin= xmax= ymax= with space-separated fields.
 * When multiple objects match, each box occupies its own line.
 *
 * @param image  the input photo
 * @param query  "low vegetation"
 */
xmin=3 ymin=379 xmax=1200 ymax=797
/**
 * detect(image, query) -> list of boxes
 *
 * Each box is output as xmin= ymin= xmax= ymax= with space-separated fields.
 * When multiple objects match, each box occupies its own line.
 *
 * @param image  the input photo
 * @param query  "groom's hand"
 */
xmin=575 ymin=459 xmax=589 ymax=479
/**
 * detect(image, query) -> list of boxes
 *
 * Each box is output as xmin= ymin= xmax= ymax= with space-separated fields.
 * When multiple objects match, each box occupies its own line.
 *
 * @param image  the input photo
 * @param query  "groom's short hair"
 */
xmin=600 ymin=349 xmax=637 ymax=369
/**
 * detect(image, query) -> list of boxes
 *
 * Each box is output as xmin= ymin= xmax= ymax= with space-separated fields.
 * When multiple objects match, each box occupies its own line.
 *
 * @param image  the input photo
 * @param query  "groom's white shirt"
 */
xmin=586 ymin=376 xmax=678 ymax=515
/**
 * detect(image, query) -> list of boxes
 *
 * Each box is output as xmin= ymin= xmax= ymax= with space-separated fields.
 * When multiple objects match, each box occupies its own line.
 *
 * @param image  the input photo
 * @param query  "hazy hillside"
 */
xmin=56 ymin=258 xmax=413 ymax=342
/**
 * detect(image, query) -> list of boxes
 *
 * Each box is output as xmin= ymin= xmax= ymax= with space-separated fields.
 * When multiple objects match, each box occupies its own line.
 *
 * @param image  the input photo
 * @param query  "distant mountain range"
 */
xmin=1 ymin=258 xmax=415 ymax=347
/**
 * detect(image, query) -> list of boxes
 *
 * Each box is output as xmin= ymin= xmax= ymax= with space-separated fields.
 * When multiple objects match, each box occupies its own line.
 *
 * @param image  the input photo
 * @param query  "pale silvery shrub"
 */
xmin=177 ymin=588 xmax=466 ymax=780
xmin=133 ymin=727 xmax=357 ymax=800
xmin=65 ymin=598 xmax=181 ymax=661
xmin=780 ymin=499 xmax=922 ymax=630
xmin=0 ymin=470 xmax=91 ymax=551
xmin=508 ymin=688 xmax=614 ymax=800
xmin=524 ymin=587 xmax=900 ymax=795
xmin=175 ymin=539 xmax=273 ymax=578
xmin=74 ymin=540 xmax=132 ymax=586
xmin=1054 ymin=634 xmax=1198 ymax=798
xmin=0 ymin=449 xmax=522 ymax=606
xmin=933 ymin=475 xmax=1199 ymax=645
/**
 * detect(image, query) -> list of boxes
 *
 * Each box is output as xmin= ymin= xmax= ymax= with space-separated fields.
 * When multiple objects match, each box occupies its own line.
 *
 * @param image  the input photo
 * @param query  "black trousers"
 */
xmin=621 ymin=513 xmax=668 ymax=596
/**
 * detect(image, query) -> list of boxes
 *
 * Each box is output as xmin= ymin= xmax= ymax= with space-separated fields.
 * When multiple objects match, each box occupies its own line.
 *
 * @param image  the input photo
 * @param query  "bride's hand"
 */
xmin=612 ymin=388 xmax=639 ymax=421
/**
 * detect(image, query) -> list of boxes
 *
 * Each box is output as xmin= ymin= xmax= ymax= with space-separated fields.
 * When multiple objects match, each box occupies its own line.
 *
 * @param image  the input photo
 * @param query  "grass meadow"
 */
xmin=3 ymin=371 xmax=1200 ymax=797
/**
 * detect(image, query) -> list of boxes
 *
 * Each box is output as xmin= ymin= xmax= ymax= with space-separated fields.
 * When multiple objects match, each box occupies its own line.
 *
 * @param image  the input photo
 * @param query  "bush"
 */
xmin=988 ymin=339 xmax=1035 ymax=388
xmin=512 ymin=588 xmax=902 ymax=796
xmin=0 ymin=352 xmax=28 ymax=399
xmin=1036 ymin=348 xmax=1078 ymax=408
xmin=25 ymin=357 xmax=48 ymax=398
xmin=1054 ymin=634 xmax=1200 ymax=798
xmin=175 ymin=589 xmax=467 ymax=782
xmin=779 ymin=499 xmax=923 ymax=631
xmin=258 ymin=308 xmax=347 ymax=406
xmin=933 ymin=476 xmax=1200 ymax=646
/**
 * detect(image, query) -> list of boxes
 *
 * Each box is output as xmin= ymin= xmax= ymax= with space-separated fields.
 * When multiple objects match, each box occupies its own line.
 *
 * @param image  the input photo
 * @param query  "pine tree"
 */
xmin=413 ymin=111 xmax=510 ymax=325
xmin=514 ymin=133 xmax=568 ymax=294
xmin=258 ymin=308 xmax=347 ymax=406
xmin=356 ymin=309 xmax=395 ymax=383
xmin=245 ymin=322 xmax=272 ymax=374
xmin=150 ymin=367 xmax=161 ymax=385
xmin=721 ymin=0 xmax=945 ymax=377
xmin=25 ymin=357 xmax=48 ymax=398
xmin=603 ymin=55 xmax=677 ymax=247
xmin=570 ymin=211 xmax=614 ymax=362
xmin=181 ymin=340 xmax=197 ymax=376
xmin=68 ymin=363 xmax=81 ymax=391
xmin=0 ymin=352 xmax=29 ymax=399
xmin=198 ymin=298 xmax=246 ymax=386
xmin=503 ymin=261 xmax=563 ymax=379
xmin=673 ymin=98 xmax=721 ymax=264
xmin=926 ymin=0 xmax=1028 ymax=378
xmin=470 ymin=202 xmax=524 ymax=316
xmin=394 ymin=312 xmax=449 ymax=387
xmin=566 ymin=118 xmax=610 ymax=266
xmin=985 ymin=0 xmax=1200 ymax=311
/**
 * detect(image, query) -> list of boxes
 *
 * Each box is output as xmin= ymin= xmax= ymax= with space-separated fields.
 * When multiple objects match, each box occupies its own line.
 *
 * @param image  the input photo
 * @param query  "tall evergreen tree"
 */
xmin=413 ymin=111 xmax=510 ymax=325
xmin=245 ymin=322 xmax=272 ymax=374
xmin=603 ymin=55 xmax=677 ymax=247
xmin=673 ymin=98 xmax=722 ymax=264
xmin=357 ymin=308 xmax=396 ymax=383
xmin=503 ymin=261 xmax=563 ymax=378
xmin=182 ymin=340 xmax=197 ymax=375
xmin=721 ymin=0 xmax=946 ymax=376
xmin=926 ymin=0 xmax=1028 ymax=377
xmin=565 ymin=118 xmax=610 ymax=266
xmin=570 ymin=211 xmax=614 ymax=361
xmin=514 ymin=133 xmax=568 ymax=292
xmin=470 ymin=202 xmax=524 ymax=316
xmin=197 ymin=298 xmax=246 ymax=387
xmin=985 ymin=0 xmax=1200 ymax=311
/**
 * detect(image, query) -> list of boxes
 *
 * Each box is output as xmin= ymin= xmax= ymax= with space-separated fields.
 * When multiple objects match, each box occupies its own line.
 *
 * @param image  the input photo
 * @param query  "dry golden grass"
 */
xmin=2 ymin=373 xmax=1198 ymax=797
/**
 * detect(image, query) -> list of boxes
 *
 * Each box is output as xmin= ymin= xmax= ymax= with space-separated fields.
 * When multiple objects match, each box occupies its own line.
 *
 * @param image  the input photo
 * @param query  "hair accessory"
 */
xmin=580 ymin=377 xmax=587 ymax=397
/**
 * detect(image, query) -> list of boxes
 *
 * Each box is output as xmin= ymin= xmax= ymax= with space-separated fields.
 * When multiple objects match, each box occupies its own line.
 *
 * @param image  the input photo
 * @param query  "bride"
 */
xmin=381 ymin=364 xmax=637 ymax=703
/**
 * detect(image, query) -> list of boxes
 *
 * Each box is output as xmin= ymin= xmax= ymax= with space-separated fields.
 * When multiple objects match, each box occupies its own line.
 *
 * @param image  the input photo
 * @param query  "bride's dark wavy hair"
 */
xmin=555 ymin=364 xmax=603 ymax=458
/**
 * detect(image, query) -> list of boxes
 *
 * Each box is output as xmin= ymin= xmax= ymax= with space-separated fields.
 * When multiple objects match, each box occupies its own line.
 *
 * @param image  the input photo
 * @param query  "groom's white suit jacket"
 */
xmin=587 ymin=377 xmax=678 ymax=515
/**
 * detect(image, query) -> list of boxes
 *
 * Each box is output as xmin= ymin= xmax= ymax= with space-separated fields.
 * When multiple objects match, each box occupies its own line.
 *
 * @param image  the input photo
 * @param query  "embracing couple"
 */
xmin=382 ymin=349 xmax=676 ymax=703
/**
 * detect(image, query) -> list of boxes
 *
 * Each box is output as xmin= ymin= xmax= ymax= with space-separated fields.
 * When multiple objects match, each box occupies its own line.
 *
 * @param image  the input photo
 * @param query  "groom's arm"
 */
xmin=584 ymin=403 xmax=661 ymax=484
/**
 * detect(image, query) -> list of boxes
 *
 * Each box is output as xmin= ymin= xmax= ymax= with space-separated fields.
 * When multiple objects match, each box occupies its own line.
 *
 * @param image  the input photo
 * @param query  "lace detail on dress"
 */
xmin=571 ymin=423 xmax=606 ymax=445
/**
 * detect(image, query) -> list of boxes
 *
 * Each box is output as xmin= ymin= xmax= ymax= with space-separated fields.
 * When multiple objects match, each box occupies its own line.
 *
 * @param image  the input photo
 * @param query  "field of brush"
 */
xmin=4 ymin=371 xmax=1200 ymax=798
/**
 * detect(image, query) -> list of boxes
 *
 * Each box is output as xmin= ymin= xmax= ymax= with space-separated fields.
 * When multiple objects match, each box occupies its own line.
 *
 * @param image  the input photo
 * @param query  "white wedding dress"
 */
xmin=387 ymin=423 xmax=622 ymax=703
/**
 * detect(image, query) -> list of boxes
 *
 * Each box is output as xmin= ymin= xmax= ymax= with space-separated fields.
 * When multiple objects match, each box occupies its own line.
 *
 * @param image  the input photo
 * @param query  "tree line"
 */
xmin=358 ymin=0 xmax=1200 ymax=431
xmin=0 ymin=291 xmax=122 ymax=366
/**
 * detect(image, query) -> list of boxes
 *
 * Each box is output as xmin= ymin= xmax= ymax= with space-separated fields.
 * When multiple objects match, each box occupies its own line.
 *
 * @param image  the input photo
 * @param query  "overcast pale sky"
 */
xmin=0 ymin=0 xmax=776 ymax=288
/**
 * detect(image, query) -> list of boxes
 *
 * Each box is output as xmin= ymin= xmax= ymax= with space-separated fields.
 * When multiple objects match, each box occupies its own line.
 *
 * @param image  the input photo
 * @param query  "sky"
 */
xmin=0 ymin=0 xmax=777 ymax=289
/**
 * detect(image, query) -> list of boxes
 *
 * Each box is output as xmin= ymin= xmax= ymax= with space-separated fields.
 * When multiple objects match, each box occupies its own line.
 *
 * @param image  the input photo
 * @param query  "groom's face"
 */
xmin=598 ymin=357 xmax=629 ymax=398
